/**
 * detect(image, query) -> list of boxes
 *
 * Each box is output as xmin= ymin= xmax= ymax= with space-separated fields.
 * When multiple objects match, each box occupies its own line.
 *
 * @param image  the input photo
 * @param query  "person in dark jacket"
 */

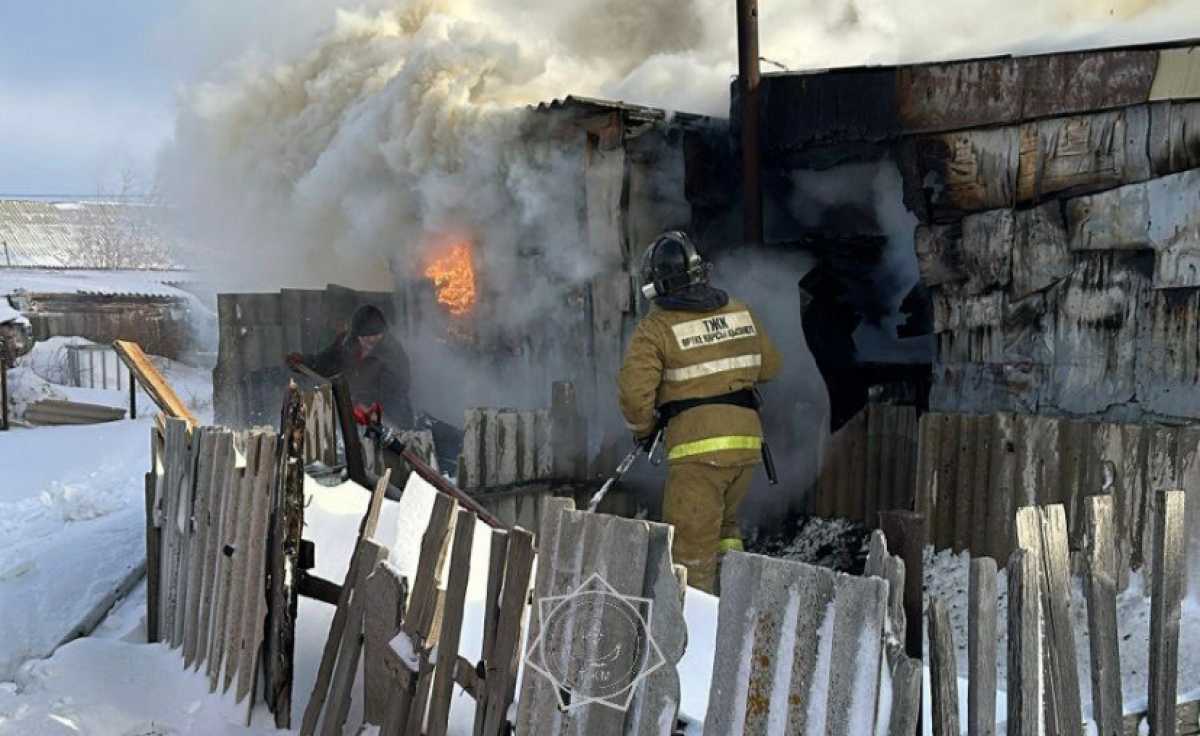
xmin=287 ymin=304 xmax=414 ymax=428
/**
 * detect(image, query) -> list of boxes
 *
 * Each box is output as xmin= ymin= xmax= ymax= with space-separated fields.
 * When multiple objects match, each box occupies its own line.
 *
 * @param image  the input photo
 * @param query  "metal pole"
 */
xmin=737 ymin=0 xmax=764 ymax=246
xmin=130 ymin=374 xmax=137 ymax=420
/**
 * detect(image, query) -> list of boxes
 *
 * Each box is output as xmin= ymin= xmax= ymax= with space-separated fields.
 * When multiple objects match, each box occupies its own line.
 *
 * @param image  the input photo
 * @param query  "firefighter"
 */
xmin=286 ymin=304 xmax=414 ymax=428
xmin=617 ymin=231 xmax=781 ymax=594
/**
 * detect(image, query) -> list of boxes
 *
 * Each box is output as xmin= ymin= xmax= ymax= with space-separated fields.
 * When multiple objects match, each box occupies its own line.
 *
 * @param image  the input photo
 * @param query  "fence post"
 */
xmin=928 ymin=597 xmax=960 ymax=736
xmin=1007 ymin=548 xmax=1041 ymax=736
xmin=879 ymin=510 xmax=926 ymax=662
xmin=1149 ymin=489 xmax=1186 ymax=736
xmin=968 ymin=557 xmax=997 ymax=736
xmin=1083 ymin=494 xmax=1123 ymax=736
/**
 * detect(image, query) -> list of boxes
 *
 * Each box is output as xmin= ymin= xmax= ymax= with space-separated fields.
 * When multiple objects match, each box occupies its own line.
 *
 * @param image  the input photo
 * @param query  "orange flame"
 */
xmin=424 ymin=241 xmax=477 ymax=316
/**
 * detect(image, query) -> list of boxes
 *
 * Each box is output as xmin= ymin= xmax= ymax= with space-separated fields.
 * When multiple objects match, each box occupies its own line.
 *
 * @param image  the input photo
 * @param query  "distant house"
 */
xmin=0 ymin=199 xmax=195 ymax=359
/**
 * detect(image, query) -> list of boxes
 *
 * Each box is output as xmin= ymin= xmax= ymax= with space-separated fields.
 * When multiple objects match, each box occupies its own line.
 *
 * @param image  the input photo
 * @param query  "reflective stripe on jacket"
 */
xmin=617 ymin=298 xmax=782 ymax=466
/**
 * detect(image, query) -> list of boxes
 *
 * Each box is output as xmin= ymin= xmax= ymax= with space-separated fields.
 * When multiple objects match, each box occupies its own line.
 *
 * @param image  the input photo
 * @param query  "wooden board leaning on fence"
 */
xmin=113 ymin=338 xmax=198 ymax=427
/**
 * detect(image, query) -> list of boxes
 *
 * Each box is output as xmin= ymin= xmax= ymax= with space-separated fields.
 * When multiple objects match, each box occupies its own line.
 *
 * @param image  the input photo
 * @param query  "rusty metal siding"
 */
xmin=1018 ymin=49 xmax=1158 ymax=119
xmin=897 ymin=57 xmax=1022 ymax=132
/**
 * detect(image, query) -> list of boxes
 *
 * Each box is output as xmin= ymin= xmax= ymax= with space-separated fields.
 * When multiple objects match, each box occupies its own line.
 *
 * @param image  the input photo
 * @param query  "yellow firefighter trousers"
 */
xmin=662 ymin=462 xmax=753 ymax=594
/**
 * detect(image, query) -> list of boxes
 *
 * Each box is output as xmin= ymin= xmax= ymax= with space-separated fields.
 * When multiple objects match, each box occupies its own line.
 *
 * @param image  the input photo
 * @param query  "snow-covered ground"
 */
xmin=0 ymin=338 xmax=213 ymax=682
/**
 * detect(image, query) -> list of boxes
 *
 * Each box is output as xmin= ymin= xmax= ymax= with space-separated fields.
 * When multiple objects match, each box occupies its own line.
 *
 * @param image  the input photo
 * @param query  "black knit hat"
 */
xmin=350 ymin=304 xmax=387 ymax=337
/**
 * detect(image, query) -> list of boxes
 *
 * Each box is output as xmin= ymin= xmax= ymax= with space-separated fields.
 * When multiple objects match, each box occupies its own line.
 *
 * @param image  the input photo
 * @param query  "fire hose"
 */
xmin=356 ymin=404 xmax=506 ymax=529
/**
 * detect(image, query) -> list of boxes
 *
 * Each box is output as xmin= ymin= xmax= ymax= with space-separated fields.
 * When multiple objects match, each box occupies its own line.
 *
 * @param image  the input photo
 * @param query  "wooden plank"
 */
xmin=145 ymin=458 xmax=160 ymax=643
xmin=915 ymin=412 xmax=941 ymax=521
xmin=878 ymin=405 xmax=899 ymax=519
xmin=968 ymin=557 xmax=998 ymax=736
xmin=935 ymin=413 xmax=961 ymax=550
xmin=330 ymin=375 xmax=367 ymax=486
xmin=237 ymin=433 xmax=278 ymax=703
xmin=158 ymin=420 xmax=180 ymax=647
xmin=986 ymin=413 xmax=1016 ymax=563
xmin=972 ymin=415 xmax=995 ymax=557
xmin=865 ymin=404 xmax=882 ymax=524
xmin=928 ymin=597 xmax=960 ymax=736
xmin=865 ymin=531 xmax=907 ymax=646
xmin=267 ymin=385 xmax=305 ymax=728
xmin=382 ymin=493 xmax=456 ymax=735
xmin=1008 ymin=548 xmax=1042 ymax=736
xmin=207 ymin=442 xmax=241 ymax=691
xmin=1084 ymin=495 xmax=1123 ymax=736
xmin=849 ymin=410 xmax=868 ymax=522
xmin=816 ymin=425 xmax=840 ymax=518
xmin=518 ymin=411 xmax=536 ymax=483
xmin=479 ymin=529 xmax=534 ymax=736
xmin=320 ymin=539 xmax=389 ymax=736
xmin=222 ymin=434 xmax=260 ymax=692
xmin=895 ymin=406 xmax=918 ymax=511
xmin=460 ymin=408 xmax=484 ymax=487
xmin=1149 ymin=489 xmax=1187 ymax=736
xmin=1039 ymin=505 xmax=1084 ymax=736
xmin=195 ymin=431 xmax=233 ymax=670
xmin=427 ymin=510 xmax=477 ymax=736
xmin=954 ymin=415 xmax=979 ymax=553
xmin=888 ymin=655 xmax=923 ymax=736
xmin=879 ymin=511 xmax=927 ymax=662
xmin=172 ymin=422 xmax=202 ymax=648
xmin=299 ymin=469 xmax=393 ymax=736
xmin=473 ymin=530 xmax=509 ymax=736
xmin=364 ymin=561 xmax=408 ymax=726
xmin=113 ymin=339 xmax=198 ymax=426
xmin=182 ymin=429 xmax=218 ymax=667
xmin=496 ymin=411 xmax=519 ymax=487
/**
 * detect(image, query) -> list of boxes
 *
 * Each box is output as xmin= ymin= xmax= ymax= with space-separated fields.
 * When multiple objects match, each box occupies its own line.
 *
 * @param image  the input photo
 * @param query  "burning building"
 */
xmin=749 ymin=38 xmax=1200 ymax=424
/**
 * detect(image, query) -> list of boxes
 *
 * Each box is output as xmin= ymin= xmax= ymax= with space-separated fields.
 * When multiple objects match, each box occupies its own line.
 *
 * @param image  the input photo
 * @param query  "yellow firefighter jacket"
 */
xmin=617 ymin=298 xmax=782 ymax=466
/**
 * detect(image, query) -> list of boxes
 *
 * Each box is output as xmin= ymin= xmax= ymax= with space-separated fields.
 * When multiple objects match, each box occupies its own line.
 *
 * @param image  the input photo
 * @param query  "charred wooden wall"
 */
xmin=755 ymin=42 xmax=1200 ymax=423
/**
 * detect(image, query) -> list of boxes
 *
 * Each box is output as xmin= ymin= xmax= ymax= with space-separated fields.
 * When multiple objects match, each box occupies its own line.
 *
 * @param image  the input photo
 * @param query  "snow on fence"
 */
xmin=926 ymin=495 xmax=1196 ymax=736
xmin=913 ymin=412 xmax=1200 ymax=582
xmin=813 ymin=403 xmax=919 ymax=530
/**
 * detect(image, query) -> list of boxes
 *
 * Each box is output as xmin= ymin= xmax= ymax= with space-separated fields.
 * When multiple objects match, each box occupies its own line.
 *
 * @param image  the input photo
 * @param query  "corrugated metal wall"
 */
xmin=914 ymin=412 xmax=1200 ymax=578
xmin=812 ymin=403 xmax=919 ymax=528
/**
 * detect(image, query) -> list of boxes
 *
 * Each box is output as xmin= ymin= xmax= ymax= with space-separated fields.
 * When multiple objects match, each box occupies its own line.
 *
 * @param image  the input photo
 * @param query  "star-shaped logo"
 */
xmin=524 ymin=572 xmax=667 ymax=712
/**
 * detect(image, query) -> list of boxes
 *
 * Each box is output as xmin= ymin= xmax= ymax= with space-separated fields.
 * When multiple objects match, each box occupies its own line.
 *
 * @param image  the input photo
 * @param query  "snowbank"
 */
xmin=0 ymin=420 xmax=153 ymax=679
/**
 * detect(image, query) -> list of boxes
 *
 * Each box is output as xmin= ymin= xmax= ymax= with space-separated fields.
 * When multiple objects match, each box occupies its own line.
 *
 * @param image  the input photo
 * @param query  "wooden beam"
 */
xmin=1008 ymin=548 xmax=1042 ymax=736
xmin=329 ymin=375 xmax=367 ymax=486
xmin=968 ymin=557 xmax=998 ymax=736
xmin=879 ymin=510 xmax=927 ymax=662
xmin=1149 ymin=489 xmax=1187 ymax=736
xmin=426 ymin=509 xmax=477 ymax=736
xmin=1084 ymin=495 xmax=1123 ymax=736
xmin=928 ymin=597 xmax=960 ymax=736
xmin=112 ymin=339 xmax=198 ymax=427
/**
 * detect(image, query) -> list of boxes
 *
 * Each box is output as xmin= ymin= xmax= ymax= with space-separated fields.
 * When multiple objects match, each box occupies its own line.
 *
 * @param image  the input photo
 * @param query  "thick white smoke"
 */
xmin=158 ymin=0 xmax=1200 ymax=506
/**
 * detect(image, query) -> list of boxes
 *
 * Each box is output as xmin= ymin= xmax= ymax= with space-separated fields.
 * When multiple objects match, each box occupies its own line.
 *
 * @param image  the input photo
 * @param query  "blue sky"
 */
xmin=0 ymin=2 xmax=181 ymax=196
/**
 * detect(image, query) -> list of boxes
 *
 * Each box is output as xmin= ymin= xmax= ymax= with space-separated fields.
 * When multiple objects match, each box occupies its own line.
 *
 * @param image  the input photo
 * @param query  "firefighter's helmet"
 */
xmin=639 ymin=231 xmax=710 ymax=300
